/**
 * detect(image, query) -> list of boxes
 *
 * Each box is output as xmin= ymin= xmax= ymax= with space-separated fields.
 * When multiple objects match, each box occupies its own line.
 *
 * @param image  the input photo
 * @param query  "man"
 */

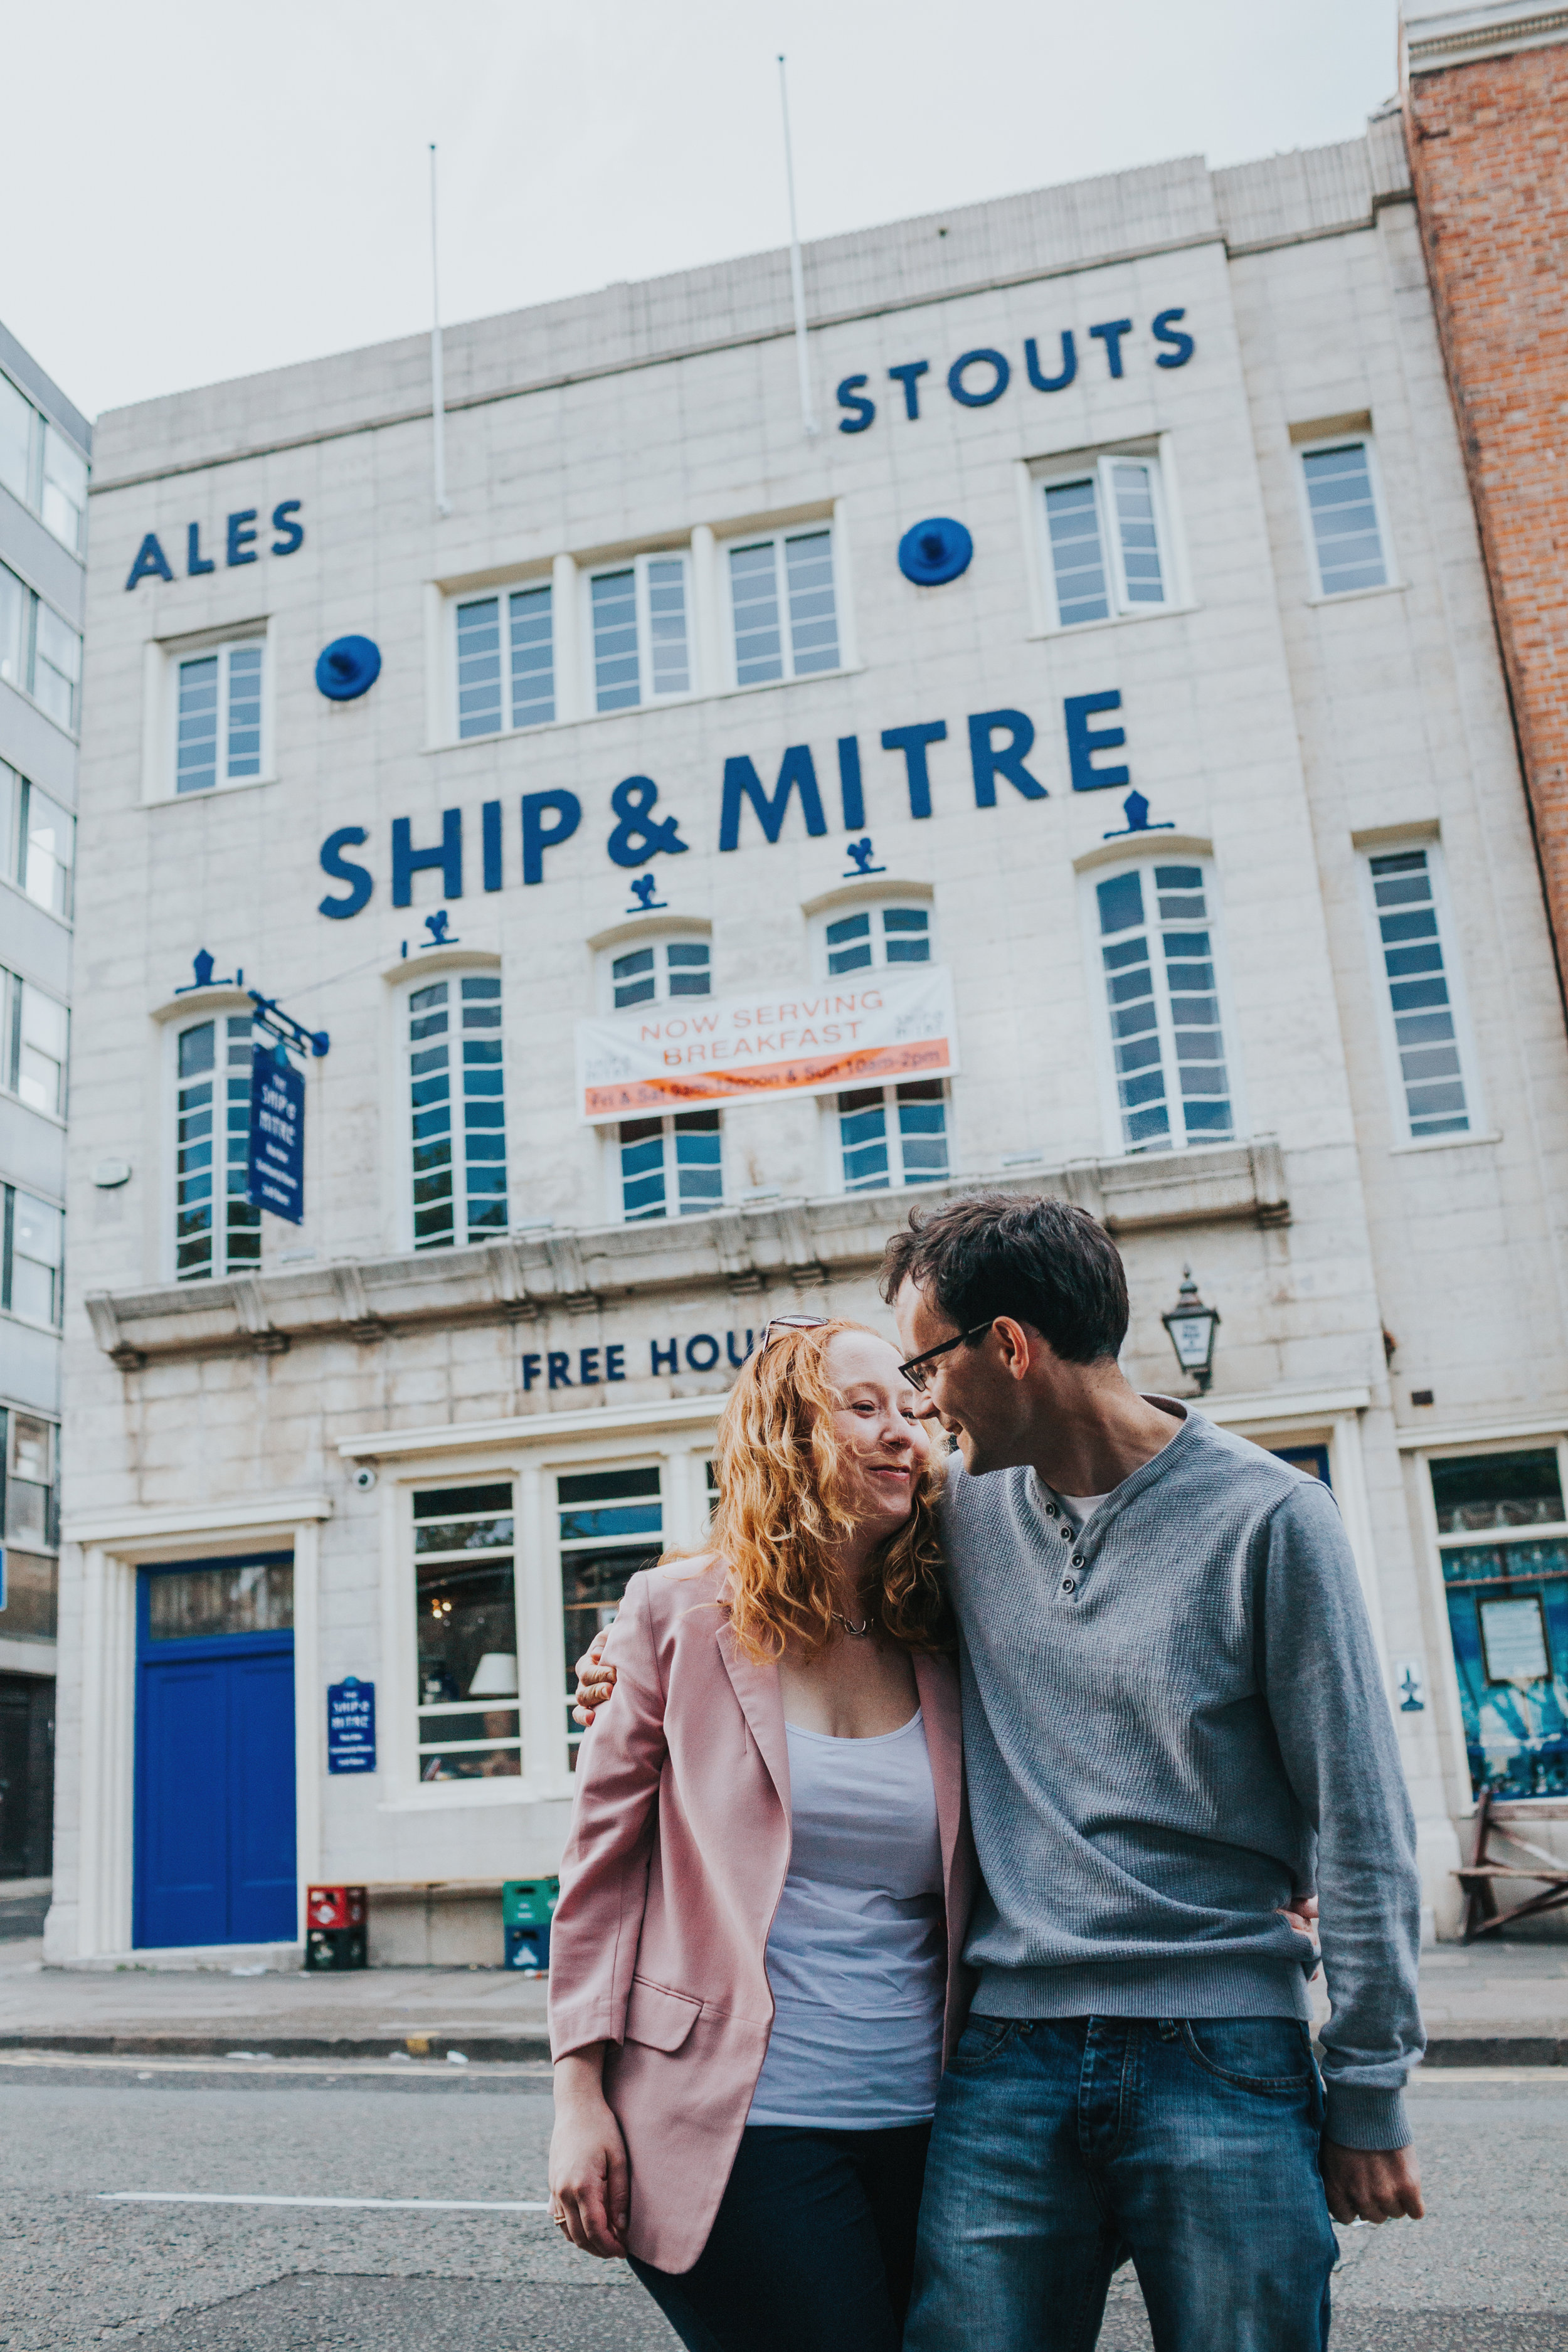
xmin=884 ymin=1192 xmax=1422 ymax=2351
xmin=578 ymin=1190 xmax=1424 ymax=2348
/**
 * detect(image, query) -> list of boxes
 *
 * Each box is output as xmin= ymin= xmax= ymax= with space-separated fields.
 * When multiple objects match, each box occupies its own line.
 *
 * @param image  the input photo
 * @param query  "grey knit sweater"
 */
xmin=938 ymin=1403 xmax=1424 ymax=2150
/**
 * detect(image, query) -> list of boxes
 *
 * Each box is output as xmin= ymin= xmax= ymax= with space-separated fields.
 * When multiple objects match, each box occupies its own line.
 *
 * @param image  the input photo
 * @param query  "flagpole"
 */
xmin=777 ymin=56 xmax=818 ymax=439
xmin=430 ymin=142 xmax=452 ymax=516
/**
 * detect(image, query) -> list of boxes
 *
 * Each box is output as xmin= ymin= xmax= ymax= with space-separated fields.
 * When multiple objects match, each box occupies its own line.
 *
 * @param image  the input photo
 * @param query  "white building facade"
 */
xmin=49 ymin=111 xmax=1568 ymax=1963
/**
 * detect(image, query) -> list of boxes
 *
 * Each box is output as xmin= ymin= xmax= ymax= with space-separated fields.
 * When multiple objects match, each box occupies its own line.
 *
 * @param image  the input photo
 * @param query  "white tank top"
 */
xmin=746 ymin=1709 xmax=947 ymax=2129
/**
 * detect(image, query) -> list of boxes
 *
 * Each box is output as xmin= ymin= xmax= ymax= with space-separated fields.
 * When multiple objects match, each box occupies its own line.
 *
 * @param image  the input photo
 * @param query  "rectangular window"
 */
xmin=1433 ymin=1446 xmax=1568 ymax=1798
xmin=1301 ymin=440 xmax=1388 ymax=597
xmin=837 ymin=1081 xmax=949 ymax=1192
xmin=590 ymin=555 xmax=691 ymax=712
xmin=0 ymin=562 xmax=80 ymax=731
xmin=727 ymin=527 xmax=840 ymax=686
xmin=408 ymin=975 xmax=509 ymax=1251
xmin=176 ymin=639 xmax=265 ymax=794
xmin=8 ymin=977 xmax=68 ymax=1115
xmin=174 ymin=1015 xmax=261 ymax=1281
xmin=453 ymin=582 xmax=554 ymax=738
xmin=2 ymin=1186 xmax=63 ymax=1327
xmin=823 ymin=903 xmax=931 ymax=975
xmin=1041 ymin=456 xmax=1168 ymax=628
xmin=558 ymin=1467 xmax=663 ymax=1764
xmin=18 ymin=776 xmax=73 ymax=918
xmin=618 ymin=1110 xmax=722 ymax=1221
xmin=40 ymin=423 xmax=88 ymax=556
xmin=0 ymin=376 xmax=36 ymax=508
xmin=0 ymin=1405 xmax=60 ymax=1639
xmin=1365 ymin=847 xmax=1470 ymax=1141
xmin=0 ymin=373 xmax=87 ymax=551
xmin=609 ymin=936 xmax=711 ymax=1009
xmin=1094 ymin=862 xmax=1234 ymax=1153
xmin=414 ymin=1483 xmax=520 ymax=1780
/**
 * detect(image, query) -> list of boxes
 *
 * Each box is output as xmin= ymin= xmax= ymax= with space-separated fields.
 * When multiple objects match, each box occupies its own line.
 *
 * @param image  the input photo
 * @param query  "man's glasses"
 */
xmin=897 ymin=1321 xmax=995 ymax=1393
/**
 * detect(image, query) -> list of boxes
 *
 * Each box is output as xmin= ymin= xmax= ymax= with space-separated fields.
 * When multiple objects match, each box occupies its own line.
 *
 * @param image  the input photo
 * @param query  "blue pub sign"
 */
xmin=327 ymin=1678 xmax=376 ymax=1774
xmin=247 ymin=1047 xmax=305 ymax=1224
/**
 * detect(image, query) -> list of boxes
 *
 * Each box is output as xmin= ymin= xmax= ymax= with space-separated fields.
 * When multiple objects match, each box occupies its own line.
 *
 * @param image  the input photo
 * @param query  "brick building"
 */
xmin=1403 ymin=1 xmax=1568 ymax=988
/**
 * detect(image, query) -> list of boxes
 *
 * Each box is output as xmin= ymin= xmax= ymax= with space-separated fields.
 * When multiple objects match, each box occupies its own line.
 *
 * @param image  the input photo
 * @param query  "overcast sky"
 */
xmin=5 ymin=0 xmax=1402 ymax=425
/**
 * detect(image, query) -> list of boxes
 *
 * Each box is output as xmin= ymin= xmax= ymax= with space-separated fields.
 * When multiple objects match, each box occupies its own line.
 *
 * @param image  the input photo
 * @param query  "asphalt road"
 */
xmin=0 ymin=2055 xmax=1563 ymax=2350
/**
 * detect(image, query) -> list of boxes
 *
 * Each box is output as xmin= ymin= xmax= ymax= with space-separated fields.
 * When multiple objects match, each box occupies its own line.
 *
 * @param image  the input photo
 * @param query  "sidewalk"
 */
xmin=1 ymin=1917 xmax=1565 ymax=2061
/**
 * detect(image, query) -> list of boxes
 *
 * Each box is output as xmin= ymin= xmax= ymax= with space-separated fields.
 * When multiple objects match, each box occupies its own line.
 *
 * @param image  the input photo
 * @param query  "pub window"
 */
xmin=1 ymin=1186 xmax=64 ymax=1328
xmin=602 ymin=933 xmax=711 ymax=1011
xmin=1431 ymin=1448 xmax=1568 ymax=1799
xmin=726 ymin=526 xmax=840 ymax=686
xmin=413 ymin=1483 xmax=521 ymax=1780
xmin=1298 ymin=436 xmax=1389 ymax=598
xmin=1089 ymin=859 xmax=1235 ymax=1154
xmin=0 ymin=1406 xmax=60 ymax=1640
xmin=618 ymin=1110 xmax=723 ymax=1221
xmin=406 ymin=973 xmax=508 ymax=1250
xmin=174 ymin=1014 xmax=260 ymax=1281
xmin=835 ymin=1081 xmax=949 ymax=1192
xmin=588 ymin=553 xmax=691 ymax=713
xmin=1362 ymin=844 xmax=1476 ymax=1144
xmin=815 ymin=901 xmax=932 ymax=977
xmin=558 ymin=1466 xmax=664 ymax=1766
xmin=453 ymin=581 xmax=554 ymax=738
xmin=1037 ymin=454 xmax=1170 ymax=630
xmin=173 ymin=638 xmax=265 ymax=795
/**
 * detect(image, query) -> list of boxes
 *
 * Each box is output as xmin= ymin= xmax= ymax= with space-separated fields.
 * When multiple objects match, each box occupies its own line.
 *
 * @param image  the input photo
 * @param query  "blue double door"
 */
xmin=134 ymin=1555 xmax=298 ymax=1949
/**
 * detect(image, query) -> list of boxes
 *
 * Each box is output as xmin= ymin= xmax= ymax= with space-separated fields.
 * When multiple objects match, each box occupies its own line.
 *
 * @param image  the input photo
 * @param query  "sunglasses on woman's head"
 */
xmin=758 ymin=1315 xmax=828 ymax=1353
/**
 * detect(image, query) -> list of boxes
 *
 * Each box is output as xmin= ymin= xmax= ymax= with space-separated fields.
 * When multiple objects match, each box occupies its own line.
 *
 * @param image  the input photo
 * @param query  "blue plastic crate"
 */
xmin=505 ymin=1922 xmax=551 ymax=1974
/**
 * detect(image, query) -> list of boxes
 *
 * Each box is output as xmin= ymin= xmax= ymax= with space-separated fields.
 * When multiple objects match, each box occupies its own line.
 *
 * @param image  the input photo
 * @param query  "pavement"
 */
xmin=0 ymin=2051 xmax=1564 ymax=2349
xmin=2 ymin=1905 xmax=1567 ymax=2063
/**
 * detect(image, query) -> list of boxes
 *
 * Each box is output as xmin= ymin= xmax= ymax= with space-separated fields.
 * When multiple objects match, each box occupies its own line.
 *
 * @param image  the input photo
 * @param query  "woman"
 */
xmin=547 ymin=1316 xmax=977 ymax=2352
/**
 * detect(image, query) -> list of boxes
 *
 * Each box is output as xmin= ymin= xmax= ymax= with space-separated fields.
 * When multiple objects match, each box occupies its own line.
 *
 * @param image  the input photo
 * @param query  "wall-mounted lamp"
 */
xmin=1162 ymin=1265 xmax=1220 ymax=1393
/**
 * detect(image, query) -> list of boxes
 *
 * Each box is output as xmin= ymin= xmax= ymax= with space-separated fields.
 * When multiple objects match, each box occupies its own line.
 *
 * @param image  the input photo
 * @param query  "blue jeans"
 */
xmin=904 ymin=2016 xmax=1338 ymax=2352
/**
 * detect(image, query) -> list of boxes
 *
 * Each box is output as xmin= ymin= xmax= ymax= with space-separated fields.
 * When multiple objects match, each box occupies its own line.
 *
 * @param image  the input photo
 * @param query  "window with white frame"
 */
xmin=1 ymin=765 xmax=74 ymax=918
xmin=2 ymin=1185 xmax=63 ymax=1327
xmin=174 ymin=1014 xmax=261 ymax=1281
xmin=453 ymin=581 xmax=554 ymax=738
xmin=0 ymin=1404 xmax=60 ymax=1639
xmin=589 ymin=554 xmax=691 ymax=712
xmin=727 ymin=527 xmax=840 ymax=686
xmin=617 ymin=1110 xmax=723 ymax=1221
xmin=174 ymin=638 xmax=265 ymax=794
xmin=604 ymin=934 xmax=711 ymax=1010
xmin=819 ymin=901 xmax=932 ymax=976
xmin=2 ymin=969 xmax=68 ymax=1116
xmin=1039 ymin=455 xmax=1169 ymax=628
xmin=835 ymin=1081 xmax=950 ymax=1192
xmin=414 ymin=1482 xmax=521 ymax=1781
xmin=0 ymin=370 xmax=88 ymax=554
xmin=1093 ymin=861 xmax=1234 ymax=1153
xmin=559 ymin=1466 xmax=664 ymax=1766
xmin=1299 ymin=438 xmax=1389 ymax=597
xmin=0 ymin=561 xmax=80 ymax=731
xmin=407 ymin=974 xmax=509 ymax=1251
xmin=1364 ymin=845 xmax=1473 ymax=1141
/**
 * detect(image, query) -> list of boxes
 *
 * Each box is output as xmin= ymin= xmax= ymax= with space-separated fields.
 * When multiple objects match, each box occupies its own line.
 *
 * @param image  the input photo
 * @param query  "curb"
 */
xmin=0 ymin=2031 xmax=552 ymax=2063
xmin=1422 ymin=2036 xmax=1568 ymax=2068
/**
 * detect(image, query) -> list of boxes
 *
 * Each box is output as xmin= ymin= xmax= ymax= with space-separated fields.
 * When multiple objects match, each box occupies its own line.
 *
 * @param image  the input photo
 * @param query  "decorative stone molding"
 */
xmin=83 ymin=1139 xmax=1292 ymax=1371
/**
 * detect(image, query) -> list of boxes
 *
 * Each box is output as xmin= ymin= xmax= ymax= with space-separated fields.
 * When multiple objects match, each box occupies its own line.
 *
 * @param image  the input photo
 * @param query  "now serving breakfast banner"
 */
xmin=575 ymin=965 xmax=959 ymax=1122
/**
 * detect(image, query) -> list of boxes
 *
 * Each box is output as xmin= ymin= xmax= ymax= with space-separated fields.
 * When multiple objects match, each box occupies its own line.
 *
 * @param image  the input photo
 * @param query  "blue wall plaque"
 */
xmin=327 ymin=1677 xmax=376 ymax=1774
xmin=247 ymin=1046 xmax=305 ymax=1224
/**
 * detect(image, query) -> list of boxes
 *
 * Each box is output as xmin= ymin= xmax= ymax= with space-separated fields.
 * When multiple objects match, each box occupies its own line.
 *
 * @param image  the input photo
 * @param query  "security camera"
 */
xmin=353 ymin=1466 xmax=378 ymax=1492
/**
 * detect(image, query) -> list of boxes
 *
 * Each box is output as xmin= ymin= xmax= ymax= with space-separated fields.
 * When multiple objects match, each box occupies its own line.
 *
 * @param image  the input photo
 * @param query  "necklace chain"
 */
xmin=833 ymin=1611 xmax=875 ymax=1638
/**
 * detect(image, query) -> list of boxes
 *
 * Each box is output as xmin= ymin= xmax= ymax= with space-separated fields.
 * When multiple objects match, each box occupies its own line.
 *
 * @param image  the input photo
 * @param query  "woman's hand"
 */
xmin=549 ymin=2049 xmax=630 ymax=2257
xmin=573 ymin=1627 xmax=618 ymax=1726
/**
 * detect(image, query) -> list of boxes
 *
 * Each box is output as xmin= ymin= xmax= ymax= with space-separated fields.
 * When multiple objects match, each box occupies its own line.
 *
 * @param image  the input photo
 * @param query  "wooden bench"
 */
xmin=1455 ymin=1793 xmax=1568 ymax=1941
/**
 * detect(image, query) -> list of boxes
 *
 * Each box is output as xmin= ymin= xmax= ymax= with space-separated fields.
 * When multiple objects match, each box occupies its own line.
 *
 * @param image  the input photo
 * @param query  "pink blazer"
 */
xmin=548 ymin=1556 xmax=978 ymax=2274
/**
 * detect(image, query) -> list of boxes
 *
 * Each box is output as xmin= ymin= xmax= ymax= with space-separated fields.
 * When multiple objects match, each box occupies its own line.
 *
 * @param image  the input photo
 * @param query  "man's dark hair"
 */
xmin=879 ymin=1191 xmax=1129 ymax=1365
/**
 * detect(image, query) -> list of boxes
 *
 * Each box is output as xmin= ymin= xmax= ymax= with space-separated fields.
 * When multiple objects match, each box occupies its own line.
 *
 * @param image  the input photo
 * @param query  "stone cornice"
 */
xmin=82 ymin=1139 xmax=1290 ymax=1372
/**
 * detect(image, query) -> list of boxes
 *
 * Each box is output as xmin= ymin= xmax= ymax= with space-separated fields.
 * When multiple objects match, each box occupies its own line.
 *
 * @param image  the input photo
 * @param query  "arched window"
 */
xmin=174 ymin=1014 xmax=261 ymax=1280
xmin=1089 ymin=859 xmax=1234 ymax=1153
xmin=406 ymin=973 xmax=509 ymax=1250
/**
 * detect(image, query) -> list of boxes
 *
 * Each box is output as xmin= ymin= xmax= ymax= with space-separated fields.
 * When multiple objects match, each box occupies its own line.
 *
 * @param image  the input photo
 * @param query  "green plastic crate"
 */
xmin=502 ymin=1876 xmax=559 ymax=1928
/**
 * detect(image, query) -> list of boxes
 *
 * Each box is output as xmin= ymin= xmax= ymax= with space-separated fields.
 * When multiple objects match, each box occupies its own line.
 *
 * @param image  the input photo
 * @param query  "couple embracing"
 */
xmin=546 ymin=1194 xmax=1425 ymax=2352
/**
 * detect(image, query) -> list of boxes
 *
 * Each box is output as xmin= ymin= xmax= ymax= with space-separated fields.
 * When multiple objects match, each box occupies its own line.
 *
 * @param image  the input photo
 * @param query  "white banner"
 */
xmin=575 ymin=965 xmax=958 ymax=1123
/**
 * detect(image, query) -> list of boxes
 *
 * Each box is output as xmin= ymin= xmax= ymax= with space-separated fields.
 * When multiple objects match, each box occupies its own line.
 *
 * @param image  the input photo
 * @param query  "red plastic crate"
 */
xmin=306 ymin=1884 xmax=367 ymax=1931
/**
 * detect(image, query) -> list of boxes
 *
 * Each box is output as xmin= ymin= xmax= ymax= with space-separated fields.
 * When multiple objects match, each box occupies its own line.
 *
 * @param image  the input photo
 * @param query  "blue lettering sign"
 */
xmin=124 ymin=502 xmax=305 ymax=588
xmin=319 ymin=826 xmax=373 ymax=919
xmin=836 ymin=313 xmax=1192 ymax=430
xmin=1064 ymin=691 xmax=1130 ymax=791
xmin=246 ymin=1046 xmax=305 ymax=1224
xmin=327 ymin=1677 xmax=376 ymax=1775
